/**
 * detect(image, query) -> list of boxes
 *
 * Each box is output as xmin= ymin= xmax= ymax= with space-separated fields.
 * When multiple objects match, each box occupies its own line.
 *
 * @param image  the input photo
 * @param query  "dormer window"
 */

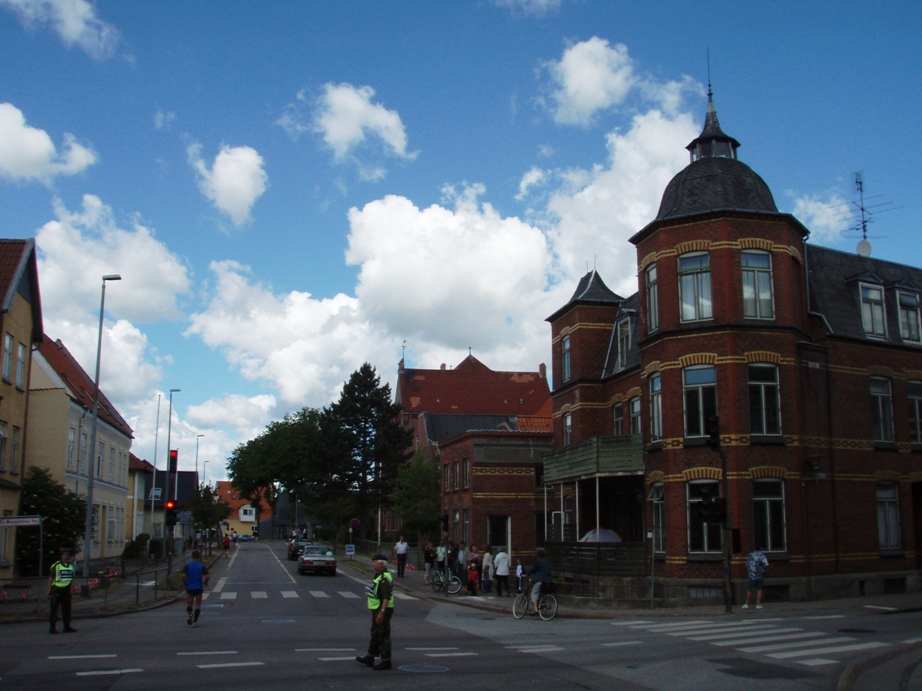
xmin=898 ymin=291 xmax=921 ymax=343
xmin=860 ymin=284 xmax=886 ymax=337
xmin=617 ymin=320 xmax=630 ymax=370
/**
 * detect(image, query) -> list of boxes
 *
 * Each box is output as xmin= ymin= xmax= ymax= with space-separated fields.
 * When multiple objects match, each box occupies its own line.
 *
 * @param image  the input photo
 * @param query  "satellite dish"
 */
xmin=857 ymin=239 xmax=872 ymax=257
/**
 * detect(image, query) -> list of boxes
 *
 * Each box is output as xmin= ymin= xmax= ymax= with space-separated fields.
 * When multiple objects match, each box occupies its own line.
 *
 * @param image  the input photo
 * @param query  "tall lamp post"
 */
xmin=80 ymin=274 xmax=121 ymax=596
xmin=195 ymin=434 xmax=204 ymax=483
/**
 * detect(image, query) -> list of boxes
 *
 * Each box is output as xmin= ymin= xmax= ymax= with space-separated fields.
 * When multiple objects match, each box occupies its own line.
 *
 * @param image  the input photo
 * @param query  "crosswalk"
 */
xmin=610 ymin=617 xmax=889 ymax=667
xmin=201 ymin=589 xmax=417 ymax=601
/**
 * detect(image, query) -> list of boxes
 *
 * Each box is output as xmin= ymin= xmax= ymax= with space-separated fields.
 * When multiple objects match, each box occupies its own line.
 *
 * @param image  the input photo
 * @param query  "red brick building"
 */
xmin=547 ymin=92 xmax=922 ymax=601
xmin=394 ymin=355 xmax=552 ymax=557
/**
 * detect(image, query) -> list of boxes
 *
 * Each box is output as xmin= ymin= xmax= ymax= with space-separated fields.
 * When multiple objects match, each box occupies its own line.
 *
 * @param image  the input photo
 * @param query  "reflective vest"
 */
xmin=367 ymin=571 xmax=394 ymax=610
xmin=51 ymin=561 xmax=75 ymax=588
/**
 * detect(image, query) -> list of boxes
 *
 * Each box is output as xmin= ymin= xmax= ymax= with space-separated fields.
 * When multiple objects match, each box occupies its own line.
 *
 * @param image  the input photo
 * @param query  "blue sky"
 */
xmin=1 ymin=0 xmax=919 ymax=483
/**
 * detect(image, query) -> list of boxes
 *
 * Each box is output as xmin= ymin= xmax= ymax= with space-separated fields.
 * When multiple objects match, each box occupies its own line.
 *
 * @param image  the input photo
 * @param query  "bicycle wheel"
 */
xmin=431 ymin=573 xmax=444 ymax=592
xmin=512 ymin=593 xmax=529 ymax=619
xmin=447 ymin=574 xmax=462 ymax=594
xmin=538 ymin=593 xmax=558 ymax=621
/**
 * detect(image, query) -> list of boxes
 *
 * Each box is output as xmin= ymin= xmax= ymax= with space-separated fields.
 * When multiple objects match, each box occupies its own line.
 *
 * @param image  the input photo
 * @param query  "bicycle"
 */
xmin=513 ymin=581 xmax=558 ymax=621
xmin=431 ymin=568 xmax=462 ymax=594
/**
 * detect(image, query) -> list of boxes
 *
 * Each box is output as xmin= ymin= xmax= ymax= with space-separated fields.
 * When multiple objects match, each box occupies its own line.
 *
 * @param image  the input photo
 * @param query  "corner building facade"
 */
xmin=548 ymin=93 xmax=922 ymax=601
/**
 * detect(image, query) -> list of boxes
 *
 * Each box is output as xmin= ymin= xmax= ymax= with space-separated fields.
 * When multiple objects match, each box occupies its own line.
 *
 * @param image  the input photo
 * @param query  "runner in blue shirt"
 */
xmin=182 ymin=549 xmax=210 ymax=627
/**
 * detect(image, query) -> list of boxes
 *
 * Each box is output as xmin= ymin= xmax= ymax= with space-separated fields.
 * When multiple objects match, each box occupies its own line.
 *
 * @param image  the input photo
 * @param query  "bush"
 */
xmin=122 ymin=540 xmax=142 ymax=559
xmin=148 ymin=538 xmax=163 ymax=556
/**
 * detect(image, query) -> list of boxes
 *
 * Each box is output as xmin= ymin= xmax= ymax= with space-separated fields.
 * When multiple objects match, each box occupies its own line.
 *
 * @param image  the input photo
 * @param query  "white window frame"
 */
xmin=10 ymin=426 xmax=19 ymax=474
xmin=871 ymin=377 xmax=895 ymax=442
xmin=646 ymin=263 xmax=659 ymax=333
xmin=629 ymin=397 xmax=641 ymax=434
xmin=15 ymin=342 xmax=25 ymax=388
xmin=613 ymin=403 xmax=624 ymax=435
xmin=753 ymin=479 xmax=786 ymax=552
xmin=67 ymin=427 xmax=76 ymax=471
xmin=741 ymin=250 xmax=775 ymax=319
xmin=650 ymin=374 xmax=662 ymax=442
xmin=876 ymin=482 xmax=901 ymax=550
xmin=860 ymin=283 xmax=887 ymax=338
xmin=678 ymin=252 xmax=713 ymax=322
xmin=648 ymin=482 xmax=665 ymax=553
xmin=561 ymin=335 xmax=571 ymax=382
xmin=617 ymin=320 xmax=630 ymax=370
xmin=898 ymin=291 xmax=921 ymax=343
xmin=563 ymin=412 xmax=572 ymax=445
xmin=0 ymin=422 xmax=7 ymax=471
xmin=683 ymin=365 xmax=717 ymax=438
xmin=748 ymin=364 xmax=781 ymax=435
xmin=687 ymin=481 xmax=721 ymax=554
xmin=909 ymin=381 xmax=922 ymax=445
xmin=1 ymin=333 xmax=11 ymax=381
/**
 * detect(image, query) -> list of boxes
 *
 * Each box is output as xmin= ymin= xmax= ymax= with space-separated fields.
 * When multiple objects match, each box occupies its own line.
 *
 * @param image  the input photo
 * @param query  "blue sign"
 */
xmin=346 ymin=544 xmax=355 ymax=555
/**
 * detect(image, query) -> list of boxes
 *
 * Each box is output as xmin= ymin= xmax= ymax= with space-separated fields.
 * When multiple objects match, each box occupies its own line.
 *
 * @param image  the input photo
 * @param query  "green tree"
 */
xmin=15 ymin=466 xmax=87 ymax=577
xmin=392 ymin=447 xmax=440 ymax=541
xmin=186 ymin=483 xmax=232 ymax=535
xmin=320 ymin=363 xmax=413 ymax=539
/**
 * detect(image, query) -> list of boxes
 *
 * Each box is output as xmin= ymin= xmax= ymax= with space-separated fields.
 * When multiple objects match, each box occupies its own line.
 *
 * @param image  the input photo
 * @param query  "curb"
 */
xmin=836 ymin=640 xmax=922 ymax=691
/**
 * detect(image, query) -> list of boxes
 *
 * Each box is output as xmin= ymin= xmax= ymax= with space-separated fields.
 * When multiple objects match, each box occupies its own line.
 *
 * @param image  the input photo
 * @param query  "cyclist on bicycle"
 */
xmin=525 ymin=548 xmax=552 ymax=615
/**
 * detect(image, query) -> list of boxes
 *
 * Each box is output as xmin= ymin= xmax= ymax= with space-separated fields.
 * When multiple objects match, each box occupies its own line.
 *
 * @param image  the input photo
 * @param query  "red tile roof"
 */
xmin=36 ymin=334 xmax=133 ymax=438
xmin=129 ymin=453 xmax=154 ymax=473
xmin=396 ymin=355 xmax=550 ymax=416
xmin=215 ymin=481 xmax=273 ymax=520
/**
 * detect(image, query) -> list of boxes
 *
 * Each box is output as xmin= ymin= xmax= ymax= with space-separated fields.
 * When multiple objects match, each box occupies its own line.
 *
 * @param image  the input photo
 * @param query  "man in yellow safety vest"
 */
xmin=48 ymin=547 xmax=77 ymax=634
xmin=355 ymin=554 xmax=394 ymax=671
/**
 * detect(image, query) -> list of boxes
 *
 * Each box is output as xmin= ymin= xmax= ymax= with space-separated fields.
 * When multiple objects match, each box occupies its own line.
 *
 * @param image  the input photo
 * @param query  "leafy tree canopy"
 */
xmin=392 ymin=447 xmax=440 ymax=539
xmin=16 ymin=466 xmax=87 ymax=577
xmin=185 ymin=483 xmax=232 ymax=532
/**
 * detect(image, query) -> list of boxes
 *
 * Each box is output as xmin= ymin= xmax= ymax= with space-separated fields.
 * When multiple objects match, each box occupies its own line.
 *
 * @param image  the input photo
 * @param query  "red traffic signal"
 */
xmin=168 ymin=449 xmax=178 ymax=473
xmin=165 ymin=500 xmax=175 ymax=509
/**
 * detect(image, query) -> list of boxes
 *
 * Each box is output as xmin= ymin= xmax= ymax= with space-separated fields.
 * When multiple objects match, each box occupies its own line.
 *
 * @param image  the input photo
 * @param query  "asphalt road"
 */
xmin=3 ymin=541 xmax=922 ymax=690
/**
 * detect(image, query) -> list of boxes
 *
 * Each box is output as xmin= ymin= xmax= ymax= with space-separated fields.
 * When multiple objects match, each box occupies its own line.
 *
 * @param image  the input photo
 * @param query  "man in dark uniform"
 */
xmin=48 ymin=547 xmax=77 ymax=634
xmin=356 ymin=554 xmax=394 ymax=671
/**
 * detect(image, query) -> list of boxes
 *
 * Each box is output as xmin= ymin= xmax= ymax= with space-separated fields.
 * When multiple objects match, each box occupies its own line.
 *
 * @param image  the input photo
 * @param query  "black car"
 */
xmin=287 ymin=539 xmax=312 ymax=561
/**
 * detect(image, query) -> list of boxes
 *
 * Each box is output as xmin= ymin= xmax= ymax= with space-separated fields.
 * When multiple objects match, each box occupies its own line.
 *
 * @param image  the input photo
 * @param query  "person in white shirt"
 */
xmin=493 ymin=548 xmax=510 ymax=597
xmin=393 ymin=535 xmax=409 ymax=577
xmin=481 ymin=547 xmax=494 ymax=593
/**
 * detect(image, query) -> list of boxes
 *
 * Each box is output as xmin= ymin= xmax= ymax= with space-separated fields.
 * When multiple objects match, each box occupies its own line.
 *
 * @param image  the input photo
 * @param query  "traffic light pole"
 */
xmin=720 ymin=447 xmax=732 ymax=613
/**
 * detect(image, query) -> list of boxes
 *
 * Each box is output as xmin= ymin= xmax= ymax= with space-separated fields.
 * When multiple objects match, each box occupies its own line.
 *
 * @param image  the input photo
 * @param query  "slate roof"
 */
xmin=807 ymin=244 xmax=922 ymax=345
xmin=546 ymin=269 xmax=622 ymax=322
xmin=0 ymin=239 xmax=43 ymax=343
xmin=35 ymin=334 xmax=133 ymax=439
xmin=420 ymin=411 xmax=553 ymax=444
xmin=601 ymin=292 xmax=643 ymax=379
xmin=396 ymin=354 xmax=551 ymax=417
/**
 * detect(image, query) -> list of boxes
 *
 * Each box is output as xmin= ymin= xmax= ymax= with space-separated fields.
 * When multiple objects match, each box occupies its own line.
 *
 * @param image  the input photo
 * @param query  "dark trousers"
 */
xmin=49 ymin=586 xmax=72 ymax=627
xmin=495 ymin=575 xmax=509 ymax=596
xmin=396 ymin=553 xmax=407 ymax=577
xmin=367 ymin=608 xmax=393 ymax=661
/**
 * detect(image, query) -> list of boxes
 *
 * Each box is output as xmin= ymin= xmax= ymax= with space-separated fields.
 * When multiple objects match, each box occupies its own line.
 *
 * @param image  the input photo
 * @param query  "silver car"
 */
xmin=298 ymin=545 xmax=337 ymax=576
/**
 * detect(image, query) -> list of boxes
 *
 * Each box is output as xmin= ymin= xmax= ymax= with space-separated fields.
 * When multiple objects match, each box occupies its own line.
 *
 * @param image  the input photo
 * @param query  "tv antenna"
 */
xmin=844 ymin=173 xmax=899 ymax=257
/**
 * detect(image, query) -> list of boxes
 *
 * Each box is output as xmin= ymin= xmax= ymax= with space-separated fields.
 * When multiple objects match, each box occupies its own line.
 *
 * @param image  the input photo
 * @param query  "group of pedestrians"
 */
xmin=418 ymin=539 xmax=517 ymax=596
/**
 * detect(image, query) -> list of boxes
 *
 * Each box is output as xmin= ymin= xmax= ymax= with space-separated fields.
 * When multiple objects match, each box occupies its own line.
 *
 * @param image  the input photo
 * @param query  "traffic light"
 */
xmin=698 ymin=494 xmax=713 ymax=522
xmin=441 ymin=513 xmax=449 ymax=532
xmin=168 ymin=449 xmax=178 ymax=473
xmin=705 ymin=415 xmax=720 ymax=450
xmin=165 ymin=500 xmax=177 ymax=527
xmin=712 ymin=497 xmax=727 ymax=524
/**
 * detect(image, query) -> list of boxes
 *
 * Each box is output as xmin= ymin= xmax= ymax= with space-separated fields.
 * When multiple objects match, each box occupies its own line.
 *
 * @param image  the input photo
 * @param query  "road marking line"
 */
xmin=76 ymin=669 xmax=142 ymax=676
xmin=710 ymin=631 xmax=826 ymax=647
xmin=611 ymin=620 xmax=654 ymax=626
xmin=309 ymin=591 xmax=329 ymax=598
xmin=637 ymin=620 xmax=721 ymax=631
xmin=768 ymin=642 xmax=887 ymax=659
xmin=281 ymin=591 xmax=298 ymax=598
xmin=251 ymin=591 xmax=268 ymax=599
xmin=804 ymin=615 xmax=845 ymax=620
xmin=393 ymin=592 xmax=417 ymax=600
xmin=269 ymin=544 xmax=297 ymax=584
xmin=213 ymin=577 xmax=227 ymax=593
xmin=50 ymin=654 xmax=117 ymax=660
xmin=425 ymin=652 xmax=478 ymax=658
xmin=220 ymin=592 xmax=237 ymax=600
xmin=338 ymin=591 xmax=360 ymax=598
xmin=602 ymin=641 xmax=644 ymax=647
xmin=177 ymin=651 xmax=237 ymax=656
xmin=406 ymin=647 xmax=459 ymax=651
xmin=864 ymin=605 xmax=897 ymax=611
xmin=903 ymin=638 xmax=922 ymax=644
xmin=685 ymin=626 xmax=789 ymax=641
xmin=799 ymin=658 xmax=840 ymax=666
xmin=197 ymin=662 xmax=265 ymax=669
xmin=319 ymin=656 xmax=359 ymax=661
xmin=739 ymin=637 xmax=855 ymax=653
xmin=296 ymin=648 xmax=356 ymax=652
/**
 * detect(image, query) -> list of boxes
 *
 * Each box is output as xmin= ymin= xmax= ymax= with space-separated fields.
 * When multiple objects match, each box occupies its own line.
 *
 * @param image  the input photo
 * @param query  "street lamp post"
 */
xmin=80 ymin=274 xmax=121 ymax=596
xmin=195 ymin=434 xmax=204 ymax=483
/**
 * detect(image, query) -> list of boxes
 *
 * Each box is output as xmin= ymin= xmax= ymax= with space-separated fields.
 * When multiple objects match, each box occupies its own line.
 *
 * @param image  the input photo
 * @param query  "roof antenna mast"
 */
xmin=707 ymin=48 xmax=712 ymax=97
xmin=854 ymin=173 xmax=872 ymax=257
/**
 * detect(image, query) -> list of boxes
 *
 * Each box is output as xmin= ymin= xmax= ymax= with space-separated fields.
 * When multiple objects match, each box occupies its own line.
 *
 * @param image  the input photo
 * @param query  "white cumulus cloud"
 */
xmin=187 ymin=142 xmax=267 ymax=226
xmin=1 ymin=0 xmax=119 ymax=59
xmin=792 ymin=193 xmax=851 ymax=244
xmin=0 ymin=102 xmax=96 ymax=181
xmin=546 ymin=37 xmax=636 ymax=126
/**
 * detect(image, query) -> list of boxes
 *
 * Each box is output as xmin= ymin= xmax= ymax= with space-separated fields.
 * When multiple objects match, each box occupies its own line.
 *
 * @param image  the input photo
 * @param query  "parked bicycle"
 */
xmin=513 ymin=580 xmax=558 ymax=621
xmin=431 ymin=568 xmax=462 ymax=594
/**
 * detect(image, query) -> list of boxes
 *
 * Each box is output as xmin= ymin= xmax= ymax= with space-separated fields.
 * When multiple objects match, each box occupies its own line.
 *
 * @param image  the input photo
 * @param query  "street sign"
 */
xmin=346 ymin=544 xmax=355 ymax=555
xmin=350 ymin=518 xmax=360 ymax=530
xmin=0 ymin=516 xmax=41 ymax=527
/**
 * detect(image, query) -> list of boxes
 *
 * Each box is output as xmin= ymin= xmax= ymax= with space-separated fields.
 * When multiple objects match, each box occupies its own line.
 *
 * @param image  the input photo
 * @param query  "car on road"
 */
xmin=288 ymin=539 xmax=312 ymax=561
xmin=298 ymin=545 xmax=337 ymax=576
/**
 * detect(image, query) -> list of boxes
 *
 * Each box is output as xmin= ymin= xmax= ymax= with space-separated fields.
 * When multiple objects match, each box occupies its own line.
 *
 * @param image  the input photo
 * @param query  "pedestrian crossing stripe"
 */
xmin=251 ymin=591 xmax=268 ymax=599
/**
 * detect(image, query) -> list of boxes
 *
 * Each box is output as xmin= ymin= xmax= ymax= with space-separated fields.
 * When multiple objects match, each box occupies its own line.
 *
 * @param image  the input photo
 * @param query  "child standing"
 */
xmin=515 ymin=558 xmax=524 ymax=593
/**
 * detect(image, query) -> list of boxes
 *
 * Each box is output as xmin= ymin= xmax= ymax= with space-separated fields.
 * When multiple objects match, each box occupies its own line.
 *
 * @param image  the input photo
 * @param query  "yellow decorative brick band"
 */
xmin=642 ymin=361 xmax=662 ymax=378
xmin=749 ymin=466 xmax=787 ymax=479
xmin=745 ymin=351 xmax=782 ymax=364
xmin=678 ymin=353 xmax=718 ymax=367
xmin=473 ymin=467 xmax=536 ymax=476
xmin=647 ymin=471 xmax=665 ymax=484
xmin=868 ymin=365 xmax=894 ymax=378
xmin=874 ymin=470 xmax=902 ymax=482
xmin=682 ymin=467 xmax=722 ymax=481
xmin=675 ymin=239 xmax=711 ymax=255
